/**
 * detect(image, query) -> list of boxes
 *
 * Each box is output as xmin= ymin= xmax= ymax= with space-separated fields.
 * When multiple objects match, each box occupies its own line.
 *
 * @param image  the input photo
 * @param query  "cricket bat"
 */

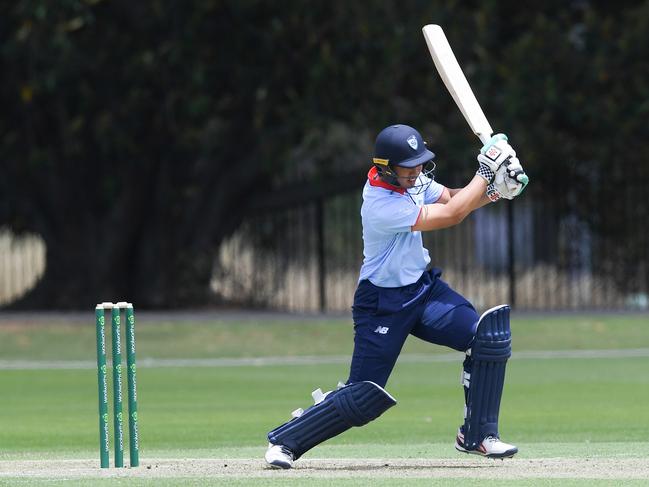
xmin=422 ymin=24 xmax=493 ymax=145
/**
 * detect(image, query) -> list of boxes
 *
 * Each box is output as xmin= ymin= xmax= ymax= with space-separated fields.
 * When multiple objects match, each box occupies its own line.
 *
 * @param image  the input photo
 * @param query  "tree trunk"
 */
xmin=8 ymin=156 xmax=259 ymax=309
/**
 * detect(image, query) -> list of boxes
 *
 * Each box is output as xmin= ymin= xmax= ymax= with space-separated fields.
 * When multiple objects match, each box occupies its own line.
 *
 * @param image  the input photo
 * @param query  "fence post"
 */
xmin=507 ymin=200 xmax=516 ymax=307
xmin=316 ymin=198 xmax=326 ymax=312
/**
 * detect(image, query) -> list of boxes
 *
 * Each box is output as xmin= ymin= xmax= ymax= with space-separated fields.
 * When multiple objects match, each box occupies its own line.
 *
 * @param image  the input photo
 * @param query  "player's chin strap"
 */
xmin=462 ymin=304 xmax=512 ymax=450
xmin=267 ymin=381 xmax=397 ymax=459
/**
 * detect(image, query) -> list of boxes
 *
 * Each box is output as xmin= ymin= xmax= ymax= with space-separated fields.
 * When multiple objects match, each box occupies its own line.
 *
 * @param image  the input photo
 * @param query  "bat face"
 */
xmin=422 ymin=24 xmax=493 ymax=145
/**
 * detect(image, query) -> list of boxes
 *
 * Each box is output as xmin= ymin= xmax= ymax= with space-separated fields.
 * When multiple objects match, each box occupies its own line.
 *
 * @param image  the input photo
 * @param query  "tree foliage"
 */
xmin=1 ymin=0 xmax=648 ymax=307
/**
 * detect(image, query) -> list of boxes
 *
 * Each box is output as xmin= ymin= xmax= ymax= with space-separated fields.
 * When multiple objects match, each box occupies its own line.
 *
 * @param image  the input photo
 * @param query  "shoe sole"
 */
xmin=455 ymin=442 xmax=518 ymax=459
xmin=266 ymin=459 xmax=293 ymax=469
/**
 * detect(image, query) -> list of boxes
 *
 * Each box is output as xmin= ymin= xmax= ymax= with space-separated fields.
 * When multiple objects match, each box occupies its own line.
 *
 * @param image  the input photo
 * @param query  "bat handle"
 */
xmin=478 ymin=133 xmax=493 ymax=146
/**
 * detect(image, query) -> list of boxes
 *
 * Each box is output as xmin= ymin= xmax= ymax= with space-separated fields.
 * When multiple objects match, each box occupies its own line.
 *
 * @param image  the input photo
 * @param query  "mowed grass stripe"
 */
xmin=2 ymin=358 xmax=648 ymax=453
xmin=2 ymin=347 xmax=649 ymax=370
xmin=1 ymin=314 xmax=649 ymax=361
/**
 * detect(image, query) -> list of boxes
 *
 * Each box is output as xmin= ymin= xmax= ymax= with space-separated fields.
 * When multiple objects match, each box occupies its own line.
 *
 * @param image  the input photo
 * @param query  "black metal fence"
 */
xmin=212 ymin=181 xmax=649 ymax=312
xmin=3 ymin=178 xmax=648 ymax=312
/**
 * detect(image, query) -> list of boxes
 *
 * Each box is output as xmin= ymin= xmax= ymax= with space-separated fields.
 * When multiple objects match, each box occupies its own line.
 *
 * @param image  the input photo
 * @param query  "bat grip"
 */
xmin=478 ymin=133 xmax=492 ymax=145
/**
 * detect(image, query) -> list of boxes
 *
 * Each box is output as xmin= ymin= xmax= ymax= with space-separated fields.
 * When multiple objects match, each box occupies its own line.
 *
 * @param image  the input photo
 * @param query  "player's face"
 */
xmin=393 ymin=164 xmax=422 ymax=188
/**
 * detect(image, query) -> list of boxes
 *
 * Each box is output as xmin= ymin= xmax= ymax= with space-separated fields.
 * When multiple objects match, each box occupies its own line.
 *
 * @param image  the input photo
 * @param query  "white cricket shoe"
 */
xmin=265 ymin=442 xmax=295 ymax=469
xmin=455 ymin=429 xmax=518 ymax=458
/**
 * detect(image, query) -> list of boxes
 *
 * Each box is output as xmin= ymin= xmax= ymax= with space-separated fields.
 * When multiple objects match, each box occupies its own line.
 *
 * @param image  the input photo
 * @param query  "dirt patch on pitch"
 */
xmin=1 ymin=457 xmax=648 ymax=480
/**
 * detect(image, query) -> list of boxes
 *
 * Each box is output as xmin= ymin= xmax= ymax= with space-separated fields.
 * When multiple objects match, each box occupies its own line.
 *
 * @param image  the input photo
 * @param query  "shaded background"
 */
xmin=1 ymin=0 xmax=648 ymax=311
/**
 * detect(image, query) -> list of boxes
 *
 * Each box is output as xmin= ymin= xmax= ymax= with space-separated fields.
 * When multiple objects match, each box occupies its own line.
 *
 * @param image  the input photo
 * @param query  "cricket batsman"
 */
xmin=264 ymin=124 xmax=529 ymax=468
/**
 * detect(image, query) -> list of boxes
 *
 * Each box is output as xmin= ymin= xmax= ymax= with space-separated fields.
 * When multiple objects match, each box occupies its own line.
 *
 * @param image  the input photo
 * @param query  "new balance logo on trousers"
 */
xmin=374 ymin=326 xmax=389 ymax=335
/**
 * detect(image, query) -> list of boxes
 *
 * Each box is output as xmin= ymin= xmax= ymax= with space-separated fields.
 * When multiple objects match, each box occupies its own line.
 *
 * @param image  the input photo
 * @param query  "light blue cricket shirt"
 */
xmin=358 ymin=167 xmax=444 ymax=287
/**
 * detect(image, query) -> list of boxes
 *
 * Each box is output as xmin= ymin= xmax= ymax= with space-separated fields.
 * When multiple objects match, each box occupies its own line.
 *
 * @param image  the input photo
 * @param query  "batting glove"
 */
xmin=476 ymin=133 xmax=516 ymax=183
xmin=486 ymin=156 xmax=529 ymax=201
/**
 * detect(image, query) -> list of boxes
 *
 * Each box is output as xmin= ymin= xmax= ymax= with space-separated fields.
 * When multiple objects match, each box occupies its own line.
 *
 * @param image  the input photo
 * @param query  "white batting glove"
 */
xmin=486 ymin=156 xmax=529 ymax=201
xmin=476 ymin=133 xmax=516 ymax=183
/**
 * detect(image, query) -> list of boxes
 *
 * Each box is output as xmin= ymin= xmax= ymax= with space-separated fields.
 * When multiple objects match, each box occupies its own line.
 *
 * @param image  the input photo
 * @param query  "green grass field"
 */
xmin=1 ymin=312 xmax=648 ymax=485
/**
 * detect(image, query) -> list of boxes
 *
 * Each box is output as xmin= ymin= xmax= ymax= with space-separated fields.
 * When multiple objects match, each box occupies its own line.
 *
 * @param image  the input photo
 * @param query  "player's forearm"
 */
xmin=413 ymin=176 xmax=487 ymax=231
xmin=441 ymin=175 xmax=488 ymax=220
xmin=449 ymin=187 xmax=492 ymax=209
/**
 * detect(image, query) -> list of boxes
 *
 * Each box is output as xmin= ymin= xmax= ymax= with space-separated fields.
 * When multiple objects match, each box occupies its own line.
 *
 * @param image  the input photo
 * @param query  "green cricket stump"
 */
xmin=110 ymin=306 xmax=125 ymax=467
xmin=95 ymin=301 xmax=140 ymax=468
xmin=125 ymin=304 xmax=140 ymax=467
xmin=94 ymin=306 xmax=110 ymax=468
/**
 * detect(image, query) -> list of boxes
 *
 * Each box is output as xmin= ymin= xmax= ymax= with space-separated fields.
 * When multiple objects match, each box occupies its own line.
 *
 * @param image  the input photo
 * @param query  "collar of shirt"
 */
xmin=367 ymin=166 xmax=405 ymax=194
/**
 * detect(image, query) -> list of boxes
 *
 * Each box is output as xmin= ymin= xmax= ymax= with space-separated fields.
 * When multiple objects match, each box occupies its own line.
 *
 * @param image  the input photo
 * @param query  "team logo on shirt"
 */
xmin=407 ymin=135 xmax=418 ymax=150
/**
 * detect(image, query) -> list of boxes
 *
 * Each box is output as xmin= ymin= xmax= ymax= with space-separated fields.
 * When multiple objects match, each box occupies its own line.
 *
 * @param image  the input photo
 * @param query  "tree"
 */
xmin=2 ymin=0 xmax=648 ymax=308
xmin=1 ymin=1 xmax=290 ymax=307
xmin=0 ymin=0 xmax=449 ymax=308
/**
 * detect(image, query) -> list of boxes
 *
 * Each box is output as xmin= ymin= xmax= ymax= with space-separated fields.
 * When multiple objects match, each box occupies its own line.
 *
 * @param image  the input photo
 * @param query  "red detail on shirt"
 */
xmin=367 ymin=166 xmax=405 ymax=194
xmin=413 ymin=207 xmax=423 ymax=227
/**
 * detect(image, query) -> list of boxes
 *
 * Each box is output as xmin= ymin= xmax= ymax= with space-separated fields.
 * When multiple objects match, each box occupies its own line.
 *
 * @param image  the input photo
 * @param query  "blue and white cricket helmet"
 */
xmin=372 ymin=124 xmax=436 ymax=191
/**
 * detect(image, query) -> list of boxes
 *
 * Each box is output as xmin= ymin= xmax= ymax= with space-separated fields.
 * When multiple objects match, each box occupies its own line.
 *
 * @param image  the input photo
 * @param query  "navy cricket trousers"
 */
xmin=348 ymin=268 xmax=479 ymax=388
